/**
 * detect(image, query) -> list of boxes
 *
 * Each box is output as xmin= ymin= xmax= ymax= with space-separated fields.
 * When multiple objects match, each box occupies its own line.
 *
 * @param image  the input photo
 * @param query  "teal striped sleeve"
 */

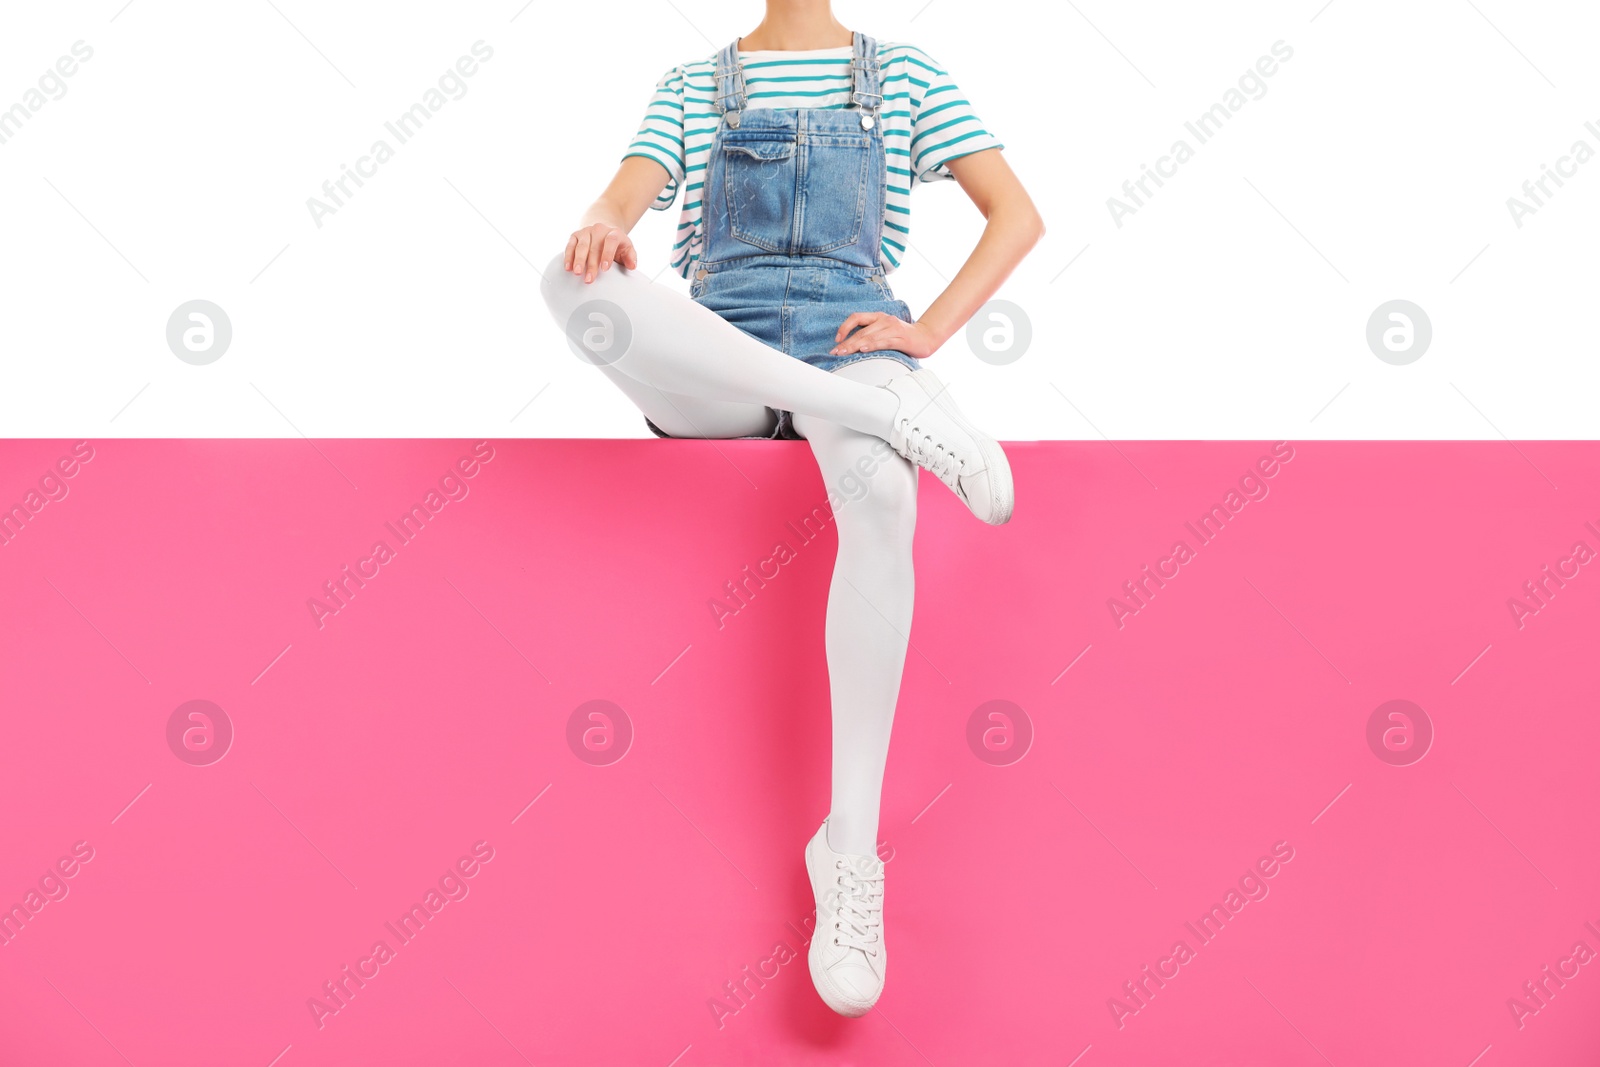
xmin=623 ymin=67 xmax=688 ymax=210
xmin=904 ymin=52 xmax=1003 ymax=184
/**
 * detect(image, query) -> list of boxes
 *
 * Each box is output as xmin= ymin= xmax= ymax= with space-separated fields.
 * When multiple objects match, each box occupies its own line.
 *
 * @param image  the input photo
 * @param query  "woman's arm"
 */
xmin=829 ymin=148 xmax=1046 ymax=358
xmin=564 ymin=156 xmax=673 ymax=283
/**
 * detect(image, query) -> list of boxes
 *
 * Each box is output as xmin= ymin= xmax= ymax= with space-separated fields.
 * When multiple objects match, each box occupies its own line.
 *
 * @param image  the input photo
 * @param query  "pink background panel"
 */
xmin=0 ymin=438 xmax=1597 ymax=1066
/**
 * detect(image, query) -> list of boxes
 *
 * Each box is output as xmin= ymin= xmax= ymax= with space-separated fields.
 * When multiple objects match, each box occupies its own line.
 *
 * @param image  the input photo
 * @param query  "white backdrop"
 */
xmin=1 ymin=0 xmax=1595 ymax=439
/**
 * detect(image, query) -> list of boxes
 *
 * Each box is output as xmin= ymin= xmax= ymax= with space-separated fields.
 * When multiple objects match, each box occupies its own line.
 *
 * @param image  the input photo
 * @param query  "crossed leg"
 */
xmin=539 ymin=256 xmax=897 ymax=440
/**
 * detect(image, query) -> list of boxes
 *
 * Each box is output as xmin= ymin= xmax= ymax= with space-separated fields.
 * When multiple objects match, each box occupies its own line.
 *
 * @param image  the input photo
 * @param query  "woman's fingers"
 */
xmin=834 ymin=312 xmax=883 ymax=342
xmin=571 ymin=232 xmax=592 ymax=277
xmin=585 ymin=235 xmax=604 ymax=282
xmin=831 ymin=314 xmax=900 ymax=355
xmin=598 ymin=229 xmax=624 ymax=272
xmin=616 ymin=237 xmax=639 ymax=269
xmin=562 ymin=225 xmax=636 ymax=281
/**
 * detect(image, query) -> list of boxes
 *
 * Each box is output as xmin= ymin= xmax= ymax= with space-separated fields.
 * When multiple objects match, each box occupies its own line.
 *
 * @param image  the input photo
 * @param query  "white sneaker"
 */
xmin=804 ymin=820 xmax=886 ymax=1017
xmin=882 ymin=369 xmax=1014 ymax=525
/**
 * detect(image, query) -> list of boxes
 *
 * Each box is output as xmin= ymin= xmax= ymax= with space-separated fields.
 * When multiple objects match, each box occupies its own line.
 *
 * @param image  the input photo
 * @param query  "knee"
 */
xmin=539 ymin=253 xmax=576 ymax=317
xmin=540 ymin=254 xmax=641 ymax=323
xmin=837 ymin=457 xmax=918 ymax=543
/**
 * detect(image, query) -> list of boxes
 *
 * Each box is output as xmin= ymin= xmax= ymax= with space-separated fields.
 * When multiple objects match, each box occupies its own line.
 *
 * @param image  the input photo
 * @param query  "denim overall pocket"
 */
xmin=721 ymin=134 xmax=799 ymax=255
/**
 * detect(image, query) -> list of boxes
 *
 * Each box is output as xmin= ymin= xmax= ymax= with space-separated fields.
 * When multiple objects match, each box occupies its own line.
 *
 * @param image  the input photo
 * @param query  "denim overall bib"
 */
xmin=649 ymin=32 xmax=920 ymax=440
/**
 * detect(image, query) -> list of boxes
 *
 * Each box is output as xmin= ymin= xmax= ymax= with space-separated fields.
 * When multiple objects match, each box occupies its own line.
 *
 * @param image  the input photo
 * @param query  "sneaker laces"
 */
xmin=830 ymin=859 xmax=884 ymax=957
xmin=896 ymin=419 xmax=965 ymax=488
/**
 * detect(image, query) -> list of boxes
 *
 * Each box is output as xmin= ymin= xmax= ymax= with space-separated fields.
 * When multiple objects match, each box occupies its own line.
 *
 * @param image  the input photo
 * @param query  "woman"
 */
xmin=540 ymin=2 xmax=1043 ymax=1017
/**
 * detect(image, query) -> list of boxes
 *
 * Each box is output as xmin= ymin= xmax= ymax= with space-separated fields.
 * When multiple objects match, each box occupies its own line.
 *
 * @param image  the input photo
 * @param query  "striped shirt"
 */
xmin=623 ymin=43 xmax=1003 ymax=278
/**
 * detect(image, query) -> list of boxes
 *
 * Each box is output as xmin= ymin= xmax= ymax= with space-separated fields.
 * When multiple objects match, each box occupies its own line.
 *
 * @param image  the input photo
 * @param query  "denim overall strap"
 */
xmin=849 ymin=32 xmax=883 ymax=126
xmin=711 ymin=40 xmax=747 ymax=126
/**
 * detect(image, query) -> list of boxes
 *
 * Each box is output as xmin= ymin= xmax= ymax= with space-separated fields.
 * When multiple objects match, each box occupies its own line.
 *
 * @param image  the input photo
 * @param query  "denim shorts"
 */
xmin=644 ymin=257 xmax=920 ymax=441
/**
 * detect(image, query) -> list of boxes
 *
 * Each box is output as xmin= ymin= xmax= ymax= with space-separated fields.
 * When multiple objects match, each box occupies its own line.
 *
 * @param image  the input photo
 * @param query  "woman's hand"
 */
xmin=564 ymin=223 xmax=639 ymax=283
xmin=829 ymin=312 xmax=942 ymax=359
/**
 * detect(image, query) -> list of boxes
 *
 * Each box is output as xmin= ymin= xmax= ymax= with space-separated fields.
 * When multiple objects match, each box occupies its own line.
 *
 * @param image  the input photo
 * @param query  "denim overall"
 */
xmin=647 ymin=32 xmax=920 ymax=440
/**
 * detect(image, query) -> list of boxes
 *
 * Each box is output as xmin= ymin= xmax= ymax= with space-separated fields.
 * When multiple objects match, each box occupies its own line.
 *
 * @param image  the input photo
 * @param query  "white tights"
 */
xmin=540 ymin=259 xmax=915 ymax=857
